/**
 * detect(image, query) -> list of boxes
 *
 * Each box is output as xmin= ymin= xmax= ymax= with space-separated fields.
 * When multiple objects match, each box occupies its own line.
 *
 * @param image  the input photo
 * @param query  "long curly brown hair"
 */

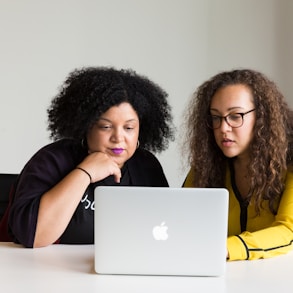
xmin=183 ymin=69 xmax=293 ymax=214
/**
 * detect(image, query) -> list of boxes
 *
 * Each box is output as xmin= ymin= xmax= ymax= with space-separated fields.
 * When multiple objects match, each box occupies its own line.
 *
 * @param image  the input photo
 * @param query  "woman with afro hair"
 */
xmin=183 ymin=69 xmax=293 ymax=261
xmin=2 ymin=66 xmax=174 ymax=248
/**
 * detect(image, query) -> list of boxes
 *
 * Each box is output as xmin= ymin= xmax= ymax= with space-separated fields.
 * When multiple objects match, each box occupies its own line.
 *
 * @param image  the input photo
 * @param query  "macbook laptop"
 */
xmin=94 ymin=186 xmax=229 ymax=277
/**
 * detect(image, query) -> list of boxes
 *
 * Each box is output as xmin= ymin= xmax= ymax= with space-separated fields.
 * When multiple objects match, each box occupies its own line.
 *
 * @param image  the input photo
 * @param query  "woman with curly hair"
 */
xmin=2 ymin=66 xmax=174 ymax=248
xmin=183 ymin=69 xmax=293 ymax=261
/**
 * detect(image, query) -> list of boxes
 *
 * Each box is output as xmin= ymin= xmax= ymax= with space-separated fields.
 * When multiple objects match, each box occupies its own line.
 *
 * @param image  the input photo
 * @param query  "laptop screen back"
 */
xmin=94 ymin=186 xmax=229 ymax=276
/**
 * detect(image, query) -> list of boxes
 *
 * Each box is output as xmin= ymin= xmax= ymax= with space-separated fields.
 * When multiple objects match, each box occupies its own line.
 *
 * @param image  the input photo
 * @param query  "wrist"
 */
xmin=76 ymin=167 xmax=92 ymax=183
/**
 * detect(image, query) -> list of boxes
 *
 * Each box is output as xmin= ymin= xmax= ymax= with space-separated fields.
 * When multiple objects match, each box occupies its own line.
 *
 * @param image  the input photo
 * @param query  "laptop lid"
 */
xmin=94 ymin=186 xmax=229 ymax=277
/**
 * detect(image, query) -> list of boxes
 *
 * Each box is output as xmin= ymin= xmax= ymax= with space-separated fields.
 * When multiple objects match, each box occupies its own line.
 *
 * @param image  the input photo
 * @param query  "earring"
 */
xmin=81 ymin=138 xmax=86 ymax=149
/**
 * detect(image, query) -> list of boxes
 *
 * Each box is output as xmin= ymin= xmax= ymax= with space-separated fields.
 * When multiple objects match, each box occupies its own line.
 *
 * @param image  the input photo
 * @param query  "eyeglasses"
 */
xmin=207 ymin=109 xmax=256 ymax=129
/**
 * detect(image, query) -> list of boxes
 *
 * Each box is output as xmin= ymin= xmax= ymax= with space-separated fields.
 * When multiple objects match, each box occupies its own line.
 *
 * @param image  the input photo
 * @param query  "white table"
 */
xmin=1 ymin=242 xmax=292 ymax=293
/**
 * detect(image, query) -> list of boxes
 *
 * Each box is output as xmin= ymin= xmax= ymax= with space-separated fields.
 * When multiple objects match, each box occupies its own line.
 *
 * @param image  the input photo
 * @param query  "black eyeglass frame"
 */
xmin=207 ymin=109 xmax=256 ymax=129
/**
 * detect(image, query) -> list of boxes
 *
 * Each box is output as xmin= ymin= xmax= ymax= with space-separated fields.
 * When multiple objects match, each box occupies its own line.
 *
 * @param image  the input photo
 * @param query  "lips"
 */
xmin=222 ymin=138 xmax=234 ymax=147
xmin=111 ymin=148 xmax=124 ymax=155
xmin=223 ymin=138 xmax=233 ymax=142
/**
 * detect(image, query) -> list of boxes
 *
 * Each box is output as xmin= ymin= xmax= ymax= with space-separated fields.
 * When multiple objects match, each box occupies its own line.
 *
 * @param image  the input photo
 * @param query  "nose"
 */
xmin=219 ymin=117 xmax=232 ymax=132
xmin=111 ymin=127 xmax=124 ymax=142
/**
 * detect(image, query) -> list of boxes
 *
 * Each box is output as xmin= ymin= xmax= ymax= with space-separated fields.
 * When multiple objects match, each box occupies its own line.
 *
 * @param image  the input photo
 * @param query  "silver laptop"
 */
xmin=94 ymin=186 xmax=229 ymax=277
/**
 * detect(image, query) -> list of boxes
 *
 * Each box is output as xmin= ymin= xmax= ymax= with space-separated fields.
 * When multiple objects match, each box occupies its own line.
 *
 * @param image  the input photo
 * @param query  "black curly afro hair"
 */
xmin=47 ymin=66 xmax=175 ymax=153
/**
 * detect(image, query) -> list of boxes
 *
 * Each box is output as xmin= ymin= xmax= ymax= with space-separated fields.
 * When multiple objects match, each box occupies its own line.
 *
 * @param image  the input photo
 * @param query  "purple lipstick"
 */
xmin=112 ymin=148 xmax=124 ymax=155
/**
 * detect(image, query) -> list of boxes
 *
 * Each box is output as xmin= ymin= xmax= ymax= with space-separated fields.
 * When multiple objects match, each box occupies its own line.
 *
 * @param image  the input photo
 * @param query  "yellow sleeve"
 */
xmin=228 ymin=171 xmax=293 ymax=261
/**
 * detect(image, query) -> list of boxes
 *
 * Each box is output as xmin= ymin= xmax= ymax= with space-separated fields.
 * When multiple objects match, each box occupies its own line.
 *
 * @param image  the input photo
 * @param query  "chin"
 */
xmin=222 ymin=151 xmax=237 ymax=158
xmin=116 ymin=159 xmax=127 ymax=168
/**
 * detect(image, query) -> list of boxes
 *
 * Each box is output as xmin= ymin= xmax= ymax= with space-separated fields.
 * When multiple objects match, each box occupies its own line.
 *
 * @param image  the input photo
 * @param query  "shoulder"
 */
xmin=36 ymin=138 xmax=81 ymax=153
xmin=31 ymin=139 xmax=85 ymax=163
xmin=19 ymin=139 xmax=86 ymax=183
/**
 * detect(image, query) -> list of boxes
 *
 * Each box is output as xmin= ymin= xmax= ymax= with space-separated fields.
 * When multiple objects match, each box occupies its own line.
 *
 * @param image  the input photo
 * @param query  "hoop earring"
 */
xmin=81 ymin=138 xmax=87 ymax=149
xmin=136 ymin=140 xmax=140 ymax=149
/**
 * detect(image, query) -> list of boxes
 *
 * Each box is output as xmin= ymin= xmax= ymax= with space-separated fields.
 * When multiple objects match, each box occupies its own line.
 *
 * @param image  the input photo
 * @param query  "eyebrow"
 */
xmin=98 ymin=117 xmax=138 ymax=123
xmin=210 ymin=106 xmax=246 ymax=113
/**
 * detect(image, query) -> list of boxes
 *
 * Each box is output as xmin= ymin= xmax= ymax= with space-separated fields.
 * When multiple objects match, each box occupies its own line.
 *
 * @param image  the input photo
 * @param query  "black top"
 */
xmin=6 ymin=139 xmax=169 ymax=247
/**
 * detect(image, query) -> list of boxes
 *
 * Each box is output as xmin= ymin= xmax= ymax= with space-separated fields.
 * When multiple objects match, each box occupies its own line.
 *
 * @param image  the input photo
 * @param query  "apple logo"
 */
xmin=152 ymin=222 xmax=169 ymax=240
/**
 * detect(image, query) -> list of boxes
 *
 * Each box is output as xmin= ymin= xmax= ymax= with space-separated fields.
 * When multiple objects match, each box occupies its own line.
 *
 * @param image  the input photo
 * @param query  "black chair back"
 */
xmin=0 ymin=174 xmax=18 ymax=221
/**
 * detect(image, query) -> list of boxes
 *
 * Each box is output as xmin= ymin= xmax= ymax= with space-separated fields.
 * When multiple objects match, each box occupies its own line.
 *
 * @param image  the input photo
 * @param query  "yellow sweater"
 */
xmin=183 ymin=169 xmax=293 ymax=261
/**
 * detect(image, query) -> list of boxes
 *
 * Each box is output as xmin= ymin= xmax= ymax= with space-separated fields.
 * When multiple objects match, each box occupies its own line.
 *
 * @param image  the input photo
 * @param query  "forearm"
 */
xmin=33 ymin=168 xmax=90 ymax=248
xmin=227 ymin=225 xmax=293 ymax=261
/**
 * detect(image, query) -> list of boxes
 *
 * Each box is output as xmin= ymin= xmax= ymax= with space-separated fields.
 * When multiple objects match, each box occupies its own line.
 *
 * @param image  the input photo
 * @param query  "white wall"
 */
xmin=0 ymin=0 xmax=292 ymax=186
xmin=277 ymin=0 xmax=293 ymax=105
xmin=204 ymin=0 xmax=293 ymax=107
